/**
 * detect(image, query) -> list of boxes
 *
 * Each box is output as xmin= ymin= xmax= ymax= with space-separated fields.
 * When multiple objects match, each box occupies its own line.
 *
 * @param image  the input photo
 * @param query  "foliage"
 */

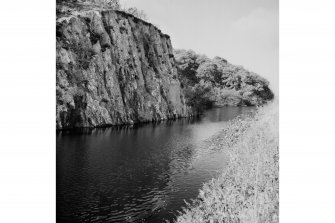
xmin=174 ymin=49 xmax=274 ymax=106
xmin=174 ymin=49 xmax=209 ymax=85
xmin=65 ymin=0 xmax=121 ymax=9
xmin=173 ymin=49 xmax=215 ymax=111
xmin=172 ymin=102 xmax=279 ymax=223
xmin=95 ymin=0 xmax=121 ymax=9
xmin=56 ymin=0 xmax=148 ymax=21
xmin=197 ymin=61 xmax=224 ymax=86
xmin=184 ymin=84 xmax=214 ymax=113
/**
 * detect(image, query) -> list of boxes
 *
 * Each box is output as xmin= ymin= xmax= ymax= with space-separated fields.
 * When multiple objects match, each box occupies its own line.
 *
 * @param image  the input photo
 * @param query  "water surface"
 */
xmin=57 ymin=106 xmax=254 ymax=222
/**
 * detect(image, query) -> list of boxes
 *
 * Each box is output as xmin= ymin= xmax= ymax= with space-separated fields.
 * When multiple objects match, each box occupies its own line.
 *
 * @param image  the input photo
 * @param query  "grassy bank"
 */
xmin=173 ymin=103 xmax=279 ymax=223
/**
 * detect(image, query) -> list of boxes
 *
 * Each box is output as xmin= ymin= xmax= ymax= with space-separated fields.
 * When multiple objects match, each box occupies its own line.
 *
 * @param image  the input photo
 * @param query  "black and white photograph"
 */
xmin=2 ymin=0 xmax=335 ymax=222
xmin=56 ymin=0 xmax=278 ymax=222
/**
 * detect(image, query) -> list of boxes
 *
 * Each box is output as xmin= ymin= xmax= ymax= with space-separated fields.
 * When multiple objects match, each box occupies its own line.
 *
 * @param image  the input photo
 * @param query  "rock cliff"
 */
xmin=56 ymin=10 xmax=192 ymax=129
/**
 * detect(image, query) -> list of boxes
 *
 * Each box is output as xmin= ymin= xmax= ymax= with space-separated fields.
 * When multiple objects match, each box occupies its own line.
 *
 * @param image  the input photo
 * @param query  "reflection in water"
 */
xmin=57 ymin=107 xmax=255 ymax=222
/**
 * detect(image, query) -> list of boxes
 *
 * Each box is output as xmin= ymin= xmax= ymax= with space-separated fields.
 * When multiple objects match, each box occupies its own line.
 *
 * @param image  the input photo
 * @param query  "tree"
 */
xmin=197 ymin=61 xmax=222 ymax=86
xmin=175 ymin=48 xmax=274 ymax=107
xmin=184 ymin=84 xmax=214 ymax=113
xmin=174 ymin=49 xmax=209 ymax=85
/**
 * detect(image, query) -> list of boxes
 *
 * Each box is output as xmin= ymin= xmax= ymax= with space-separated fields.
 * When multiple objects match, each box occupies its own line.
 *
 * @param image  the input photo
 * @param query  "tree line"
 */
xmin=174 ymin=49 xmax=274 ymax=111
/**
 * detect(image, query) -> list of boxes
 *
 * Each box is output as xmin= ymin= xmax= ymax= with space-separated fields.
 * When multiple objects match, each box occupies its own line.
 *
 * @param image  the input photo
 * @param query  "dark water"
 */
xmin=57 ymin=107 xmax=255 ymax=223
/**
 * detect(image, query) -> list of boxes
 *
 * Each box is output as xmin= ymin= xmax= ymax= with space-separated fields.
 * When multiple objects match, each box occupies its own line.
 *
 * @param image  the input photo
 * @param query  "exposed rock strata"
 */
xmin=56 ymin=10 xmax=192 ymax=129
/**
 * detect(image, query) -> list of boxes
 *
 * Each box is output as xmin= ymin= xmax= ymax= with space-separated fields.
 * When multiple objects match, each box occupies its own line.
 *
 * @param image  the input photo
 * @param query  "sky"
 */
xmin=120 ymin=0 xmax=279 ymax=93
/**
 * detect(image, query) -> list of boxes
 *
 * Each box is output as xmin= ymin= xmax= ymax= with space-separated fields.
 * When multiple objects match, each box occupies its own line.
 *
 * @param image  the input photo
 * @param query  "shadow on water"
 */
xmin=57 ymin=106 xmax=255 ymax=222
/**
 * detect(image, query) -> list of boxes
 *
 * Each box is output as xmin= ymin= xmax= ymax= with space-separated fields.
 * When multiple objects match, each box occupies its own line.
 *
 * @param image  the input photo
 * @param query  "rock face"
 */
xmin=56 ymin=10 xmax=192 ymax=129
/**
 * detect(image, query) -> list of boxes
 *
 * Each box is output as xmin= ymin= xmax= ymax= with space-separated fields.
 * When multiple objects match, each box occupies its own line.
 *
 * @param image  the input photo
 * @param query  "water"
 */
xmin=57 ymin=106 xmax=255 ymax=222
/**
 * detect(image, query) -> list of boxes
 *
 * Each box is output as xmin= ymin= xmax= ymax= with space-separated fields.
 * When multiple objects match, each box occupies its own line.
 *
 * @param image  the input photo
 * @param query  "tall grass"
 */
xmin=173 ymin=103 xmax=279 ymax=223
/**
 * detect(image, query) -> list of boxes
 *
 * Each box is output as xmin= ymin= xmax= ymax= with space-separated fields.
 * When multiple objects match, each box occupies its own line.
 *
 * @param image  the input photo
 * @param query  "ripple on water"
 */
xmin=57 ymin=107 xmax=255 ymax=222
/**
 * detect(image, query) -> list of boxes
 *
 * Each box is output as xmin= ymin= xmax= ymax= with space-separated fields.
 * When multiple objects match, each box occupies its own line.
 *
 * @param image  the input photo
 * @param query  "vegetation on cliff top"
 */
xmin=56 ymin=0 xmax=148 ymax=20
xmin=172 ymin=102 xmax=279 ymax=223
xmin=174 ymin=49 xmax=274 ymax=110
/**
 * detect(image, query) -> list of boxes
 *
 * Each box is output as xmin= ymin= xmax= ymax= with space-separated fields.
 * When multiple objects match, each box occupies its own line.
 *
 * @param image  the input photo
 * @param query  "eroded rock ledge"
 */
xmin=56 ymin=10 xmax=193 ymax=129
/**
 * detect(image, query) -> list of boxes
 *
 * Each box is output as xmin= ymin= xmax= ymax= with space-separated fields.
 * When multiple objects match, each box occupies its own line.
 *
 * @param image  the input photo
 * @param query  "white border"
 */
xmin=0 ymin=0 xmax=335 ymax=222
xmin=280 ymin=0 xmax=335 ymax=222
xmin=0 ymin=0 xmax=55 ymax=222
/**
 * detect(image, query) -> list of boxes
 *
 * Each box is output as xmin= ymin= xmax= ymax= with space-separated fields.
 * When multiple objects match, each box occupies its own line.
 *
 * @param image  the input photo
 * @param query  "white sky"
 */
xmin=120 ymin=0 xmax=279 ymax=93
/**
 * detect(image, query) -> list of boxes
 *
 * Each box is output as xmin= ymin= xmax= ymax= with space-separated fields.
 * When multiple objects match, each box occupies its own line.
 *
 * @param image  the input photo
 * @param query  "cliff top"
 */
xmin=56 ymin=1 xmax=170 ymax=39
